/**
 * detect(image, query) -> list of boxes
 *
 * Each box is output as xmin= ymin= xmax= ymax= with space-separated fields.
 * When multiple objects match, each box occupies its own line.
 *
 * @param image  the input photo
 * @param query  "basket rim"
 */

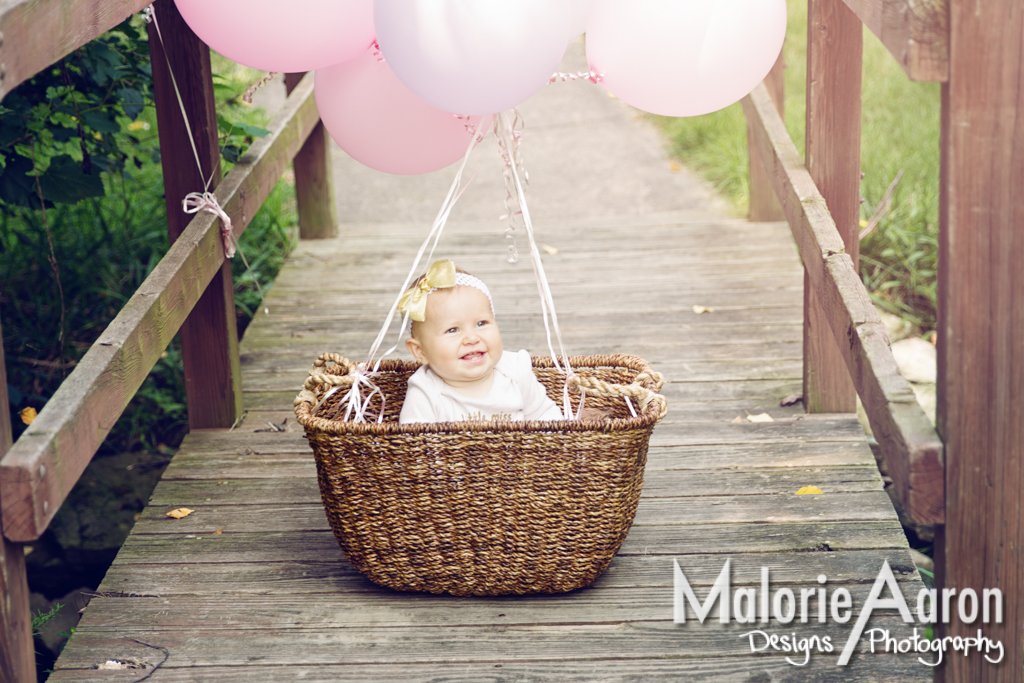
xmin=294 ymin=353 xmax=664 ymax=436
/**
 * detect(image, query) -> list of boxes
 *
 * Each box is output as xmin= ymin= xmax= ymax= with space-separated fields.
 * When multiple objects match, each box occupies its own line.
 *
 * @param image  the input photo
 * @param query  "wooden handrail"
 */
xmin=0 ymin=74 xmax=322 ymax=543
xmin=0 ymin=0 xmax=153 ymax=101
xmin=840 ymin=0 xmax=948 ymax=82
xmin=742 ymin=82 xmax=944 ymax=525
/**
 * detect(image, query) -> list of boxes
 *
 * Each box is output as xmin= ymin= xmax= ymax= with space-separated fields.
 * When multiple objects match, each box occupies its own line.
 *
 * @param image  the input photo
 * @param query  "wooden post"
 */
xmin=935 ymin=1 xmax=1024 ymax=680
xmin=148 ymin=0 xmax=242 ymax=429
xmin=802 ymin=0 xmax=862 ymax=413
xmin=285 ymin=73 xmax=338 ymax=239
xmin=0 ymin=317 xmax=34 ymax=683
xmin=748 ymin=51 xmax=786 ymax=222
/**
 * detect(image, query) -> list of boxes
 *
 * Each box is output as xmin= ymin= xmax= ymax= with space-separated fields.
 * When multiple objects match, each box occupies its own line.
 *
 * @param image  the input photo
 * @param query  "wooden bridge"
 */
xmin=1 ymin=0 xmax=1020 ymax=681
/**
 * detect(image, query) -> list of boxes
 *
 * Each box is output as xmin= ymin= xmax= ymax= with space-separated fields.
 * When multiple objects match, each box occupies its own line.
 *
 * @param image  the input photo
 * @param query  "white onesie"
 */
xmin=399 ymin=349 xmax=564 ymax=424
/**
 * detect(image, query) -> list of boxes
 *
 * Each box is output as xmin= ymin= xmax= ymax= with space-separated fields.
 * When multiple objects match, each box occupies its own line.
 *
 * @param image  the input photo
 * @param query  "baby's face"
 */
xmin=406 ymin=285 xmax=503 ymax=391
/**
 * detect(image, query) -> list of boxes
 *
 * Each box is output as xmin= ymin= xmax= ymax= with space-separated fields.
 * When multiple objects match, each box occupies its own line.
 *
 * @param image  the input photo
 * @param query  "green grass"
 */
xmin=655 ymin=0 xmax=940 ymax=331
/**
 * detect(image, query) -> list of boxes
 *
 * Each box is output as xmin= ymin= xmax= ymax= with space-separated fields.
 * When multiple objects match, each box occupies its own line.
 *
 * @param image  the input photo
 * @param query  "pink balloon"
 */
xmin=315 ymin=49 xmax=482 ymax=175
xmin=586 ymin=0 xmax=787 ymax=117
xmin=174 ymin=0 xmax=375 ymax=73
xmin=374 ymin=0 xmax=572 ymax=115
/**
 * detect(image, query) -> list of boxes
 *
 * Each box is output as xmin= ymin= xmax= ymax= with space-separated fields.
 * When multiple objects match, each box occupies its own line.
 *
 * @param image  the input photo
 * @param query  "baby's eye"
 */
xmin=445 ymin=326 xmax=459 ymax=334
xmin=476 ymin=320 xmax=489 ymax=327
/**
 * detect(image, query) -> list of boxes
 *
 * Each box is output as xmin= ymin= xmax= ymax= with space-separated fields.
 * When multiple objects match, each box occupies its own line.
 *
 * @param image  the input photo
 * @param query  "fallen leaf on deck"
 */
xmin=20 ymin=407 xmax=37 ymax=425
xmin=730 ymin=416 xmax=745 ymax=423
xmin=214 ymin=528 xmax=224 ymax=534
xmin=692 ymin=305 xmax=714 ymax=314
xmin=796 ymin=486 xmax=824 ymax=495
xmin=254 ymin=418 xmax=288 ymax=433
xmin=670 ymin=162 xmax=682 ymax=173
xmin=780 ymin=392 xmax=803 ymax=407
xmin=165 ymin=508 xmax=194 ymax=519
xmin=542 ymin=244 xmax=559 ymax=255
xmin=746 ymin=413 xmax=774 ymax=423
xmin=96 ymin=657 xmax=146 ymax=670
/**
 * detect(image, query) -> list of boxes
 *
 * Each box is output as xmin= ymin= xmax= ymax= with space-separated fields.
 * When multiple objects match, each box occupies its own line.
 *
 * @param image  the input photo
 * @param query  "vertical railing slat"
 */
xmin=936 ymin=1 xmax=1024 ymax=680
xmin=285 ymin=72 xmax=338 ymax=239
xmin=147 ymin=0 xmax=242 ymax=429
xmin=0 ymin=316 xmax=34 ymax=683
xmin=748 ymin=51 xmax=786 ymax=222
xmin=802 ymin=0 xmax=863 ymax=413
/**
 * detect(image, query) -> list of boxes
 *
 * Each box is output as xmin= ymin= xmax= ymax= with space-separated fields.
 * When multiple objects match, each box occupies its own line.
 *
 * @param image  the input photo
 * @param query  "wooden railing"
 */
xmin=0 ymin=1 xmax=335 ymax=680
xmin=746 ymin=1 xmax=1024 ymax=681
xmin=744 ymin=0 xmax=945 ymax=527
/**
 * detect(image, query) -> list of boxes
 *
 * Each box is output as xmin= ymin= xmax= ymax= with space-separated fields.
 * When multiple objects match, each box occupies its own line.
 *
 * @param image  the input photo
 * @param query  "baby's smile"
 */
xmin=406 ymin=284 xmax=503 ymax=397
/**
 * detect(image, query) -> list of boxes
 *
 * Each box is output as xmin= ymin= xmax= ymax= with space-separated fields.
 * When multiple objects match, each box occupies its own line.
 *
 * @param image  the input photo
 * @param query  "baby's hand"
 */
xmin=576 ymin=407 xmax=610 ymax=421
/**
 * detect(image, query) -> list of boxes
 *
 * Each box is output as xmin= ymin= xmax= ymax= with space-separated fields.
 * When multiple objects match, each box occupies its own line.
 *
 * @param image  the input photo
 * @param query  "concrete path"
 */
xmin=255 ymin=38 xmax=731 ymax=226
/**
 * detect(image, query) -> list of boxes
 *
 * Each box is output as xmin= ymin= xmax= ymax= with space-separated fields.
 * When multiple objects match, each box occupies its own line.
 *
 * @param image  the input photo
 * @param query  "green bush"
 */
xmin=1 ymin=21 xmax=297 ymax=453
xmin=654 ymin=0 xmax=940 ymax=332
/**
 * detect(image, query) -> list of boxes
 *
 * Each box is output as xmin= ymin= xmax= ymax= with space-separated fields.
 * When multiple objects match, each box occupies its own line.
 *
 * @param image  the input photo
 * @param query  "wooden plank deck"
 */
xmin=49 ymin=216 xmax=932 ymax=681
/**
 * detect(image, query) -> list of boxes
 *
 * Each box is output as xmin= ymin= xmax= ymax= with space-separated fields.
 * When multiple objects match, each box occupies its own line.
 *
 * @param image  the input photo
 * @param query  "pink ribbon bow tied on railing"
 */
xmin=183 ymin=191 xmax=235 ymax=258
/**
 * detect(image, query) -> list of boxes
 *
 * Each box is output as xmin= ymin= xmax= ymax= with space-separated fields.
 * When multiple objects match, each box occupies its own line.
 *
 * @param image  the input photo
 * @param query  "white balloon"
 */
xmin=586 ymin=0 xmax=787 ymax=117
xmin=375 ymin=0 xmax=573 ymax=115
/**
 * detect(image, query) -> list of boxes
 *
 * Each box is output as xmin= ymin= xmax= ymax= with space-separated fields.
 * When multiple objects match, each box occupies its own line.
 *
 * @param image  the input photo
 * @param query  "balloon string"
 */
xmin=242 ymin=72 xmax=277 ymax=105
xmin=142 ymin=3 xmax=269 ymax=318
xmin=372 ymin=40 xmax=386 ymax=63
xmin=493 ymin=111 xmax=527 ymax=264
xmin=494 ymin=111 xmax=576 ymax=419
xmin=143 ymin=6 xmax=213 ymax=193
xmin=332 ymin=115 xmax=491 ymax=423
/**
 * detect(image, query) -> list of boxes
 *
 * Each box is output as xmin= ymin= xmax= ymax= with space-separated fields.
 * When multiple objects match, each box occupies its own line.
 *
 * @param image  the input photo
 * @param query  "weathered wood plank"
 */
xmin=803 ymin=0 xmax=862 ymax=414
xmin=840 ymin=0 xmax=948 ymax=82
xmin=0 ymin=75 xmax=323 ymax=543
xmin=50 ymin=616 xmax=929 ymax=671
xmin=98 ymin=521 xmax=914 ymax=584
xmin=285 ymin=72 xmax=338 ymax=239
xmin=0 ymin=0 xmax=153 ymax=100
xmin=107 ymin=547 xmax=916 ymax=603
xmin=45 ymin=655 xmax=933 ymax=683
xmin=71 ymin=572 xmax=922 ymax=634
xmin=152 ymin=436 xmax=874 ymax=482
xmin=144 ymin=465 xmax=881 ymax=510
xmin=935 ymin=1 xmax=1024 ymax=679
xmin=127 ymin=491 xmax=896 ymax=538
xmin=741 ymin=82 xmax=943 ymax=525
xmin=154 ymin=414 xmax=868 ymax=457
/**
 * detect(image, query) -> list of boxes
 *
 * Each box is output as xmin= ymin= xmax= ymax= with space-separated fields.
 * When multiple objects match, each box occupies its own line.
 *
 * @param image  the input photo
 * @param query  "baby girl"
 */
xmin=398 ymin=259 xmax=564 ymax=424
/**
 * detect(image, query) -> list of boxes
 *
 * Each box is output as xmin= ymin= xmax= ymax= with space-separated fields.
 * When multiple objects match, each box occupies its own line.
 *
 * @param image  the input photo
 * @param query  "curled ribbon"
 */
xmin=396 ymin=259 xmax=456 ymax=322
xmin=183 ymin=191 xmax=235 ymax=258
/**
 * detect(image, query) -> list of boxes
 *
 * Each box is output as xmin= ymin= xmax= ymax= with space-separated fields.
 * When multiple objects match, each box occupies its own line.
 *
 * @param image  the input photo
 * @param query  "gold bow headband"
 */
xmin=397 ymin=259 xmax=493 ymax=323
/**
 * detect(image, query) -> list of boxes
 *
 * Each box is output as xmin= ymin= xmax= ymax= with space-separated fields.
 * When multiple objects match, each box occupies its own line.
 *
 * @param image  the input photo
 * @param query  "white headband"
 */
xmin=453 ymin=272 xmax=495 ymax=315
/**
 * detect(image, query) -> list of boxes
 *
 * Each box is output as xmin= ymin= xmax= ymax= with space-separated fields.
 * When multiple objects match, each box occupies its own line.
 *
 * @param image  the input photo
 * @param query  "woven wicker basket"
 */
xmin=294 ymin=353 xmax=666 ymax=596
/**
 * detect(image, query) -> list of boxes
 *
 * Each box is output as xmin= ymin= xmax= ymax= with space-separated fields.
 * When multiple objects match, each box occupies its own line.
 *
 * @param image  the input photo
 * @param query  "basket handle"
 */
xmin=568 ymin=371 xmax=668 ymax=420
xmin=294 ymin=353 xmax=359 ymax=409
